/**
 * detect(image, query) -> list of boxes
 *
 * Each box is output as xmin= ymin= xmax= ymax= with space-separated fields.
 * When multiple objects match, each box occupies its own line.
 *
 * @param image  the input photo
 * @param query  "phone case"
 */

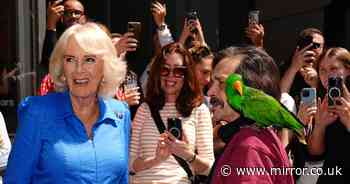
xmin=300 ymin=88 xmax=317 ymax=106
xmin=167 ymin=118 xmax=182 ymax=140
xmin=248 ymin=10 xmax=259 ymax=24
xmin=127 ymin=22 xmax=141 ymax=41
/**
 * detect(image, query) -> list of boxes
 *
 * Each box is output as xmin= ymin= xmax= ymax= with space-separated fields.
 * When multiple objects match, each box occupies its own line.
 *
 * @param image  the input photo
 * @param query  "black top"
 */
xmin=41 ymin=30 xmax=58 ymax=71
xmin=317 ymin=120 xmax=350 ymax=184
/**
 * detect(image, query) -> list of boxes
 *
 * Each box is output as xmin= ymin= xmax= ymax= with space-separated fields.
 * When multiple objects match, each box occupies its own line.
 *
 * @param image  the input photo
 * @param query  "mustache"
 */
xmin=210 ymin=97 xmax=225 ymax=108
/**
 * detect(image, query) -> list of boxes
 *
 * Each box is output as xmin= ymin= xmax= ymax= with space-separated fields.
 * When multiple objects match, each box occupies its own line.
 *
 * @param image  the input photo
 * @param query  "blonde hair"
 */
xmin=49 ymin=22 xmax=127 ymax=98
xmin=319 ymin=47 xmax=350 ymax=69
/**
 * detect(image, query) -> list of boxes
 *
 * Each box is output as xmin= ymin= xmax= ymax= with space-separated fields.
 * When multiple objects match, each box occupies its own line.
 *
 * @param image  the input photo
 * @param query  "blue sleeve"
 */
xmin=124 ymin=106 xmax=131 ymax=148
xmin=119 ymin=167 xmax=129 ymax=184
xmin=123 ymin=102 xmax=131 ymax=184
xmin=4 ymin=97 xmax=42 ymax=184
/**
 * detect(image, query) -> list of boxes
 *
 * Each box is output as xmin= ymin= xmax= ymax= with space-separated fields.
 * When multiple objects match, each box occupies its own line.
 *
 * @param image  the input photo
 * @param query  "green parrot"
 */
xmin=225 ymin=73 xmax=306 ymax=144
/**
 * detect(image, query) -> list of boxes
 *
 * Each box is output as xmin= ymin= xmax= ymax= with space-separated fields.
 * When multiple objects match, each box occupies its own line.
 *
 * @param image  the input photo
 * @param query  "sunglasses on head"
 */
xmin=160 ymin=65 xmax=187 ymax=78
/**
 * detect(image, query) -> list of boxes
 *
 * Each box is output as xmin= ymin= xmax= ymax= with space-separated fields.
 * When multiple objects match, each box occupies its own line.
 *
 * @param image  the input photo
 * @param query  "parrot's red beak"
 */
xmin=233 ymin=81 xmax=243 ymax=96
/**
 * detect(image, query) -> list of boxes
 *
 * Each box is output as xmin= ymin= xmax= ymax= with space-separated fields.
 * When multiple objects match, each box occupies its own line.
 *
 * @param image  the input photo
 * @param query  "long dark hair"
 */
xmin=145 ymin=43 xmax=203 ymax=117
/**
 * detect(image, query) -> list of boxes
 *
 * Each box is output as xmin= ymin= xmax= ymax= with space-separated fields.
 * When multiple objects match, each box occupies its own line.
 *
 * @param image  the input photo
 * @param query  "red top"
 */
xmin=211 ymin=126 xmax=294 ymax=184
xmin=38 ymin=74 xmax=54 ymax=96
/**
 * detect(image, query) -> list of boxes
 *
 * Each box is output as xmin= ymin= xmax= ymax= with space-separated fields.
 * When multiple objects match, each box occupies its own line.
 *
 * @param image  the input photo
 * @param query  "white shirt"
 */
xmin=0 ymin=111 xmax=11 ymax=170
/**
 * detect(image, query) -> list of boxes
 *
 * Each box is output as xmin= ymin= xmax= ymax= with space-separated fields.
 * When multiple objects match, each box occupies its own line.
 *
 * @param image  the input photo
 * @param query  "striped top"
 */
xmin=129 ymin=102 xmax=214 ymax=184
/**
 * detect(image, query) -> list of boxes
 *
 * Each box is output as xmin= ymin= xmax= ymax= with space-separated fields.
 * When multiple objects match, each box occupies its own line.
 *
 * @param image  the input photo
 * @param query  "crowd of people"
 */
xmin=0 ymin=0 xmax=349 ymax=183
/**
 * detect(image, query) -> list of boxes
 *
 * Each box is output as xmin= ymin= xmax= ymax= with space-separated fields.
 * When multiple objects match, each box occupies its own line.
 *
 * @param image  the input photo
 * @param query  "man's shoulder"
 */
xmin=227 ymin=127 xmax=283 ymax=156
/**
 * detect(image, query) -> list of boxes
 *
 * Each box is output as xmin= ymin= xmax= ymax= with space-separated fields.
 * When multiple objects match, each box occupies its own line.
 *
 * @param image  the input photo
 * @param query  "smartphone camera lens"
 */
xmin=328 ymin=76 xmax=342 ymax=103
xmin=329 ymin=87 xmax=341 ymax=98
xmin=167 ymin=118 xmax=182 ymax=139
xmin=302 ymin=90 xmax=310 ymax=97
xmin=169 ymin=127 xmax=181 ymax=139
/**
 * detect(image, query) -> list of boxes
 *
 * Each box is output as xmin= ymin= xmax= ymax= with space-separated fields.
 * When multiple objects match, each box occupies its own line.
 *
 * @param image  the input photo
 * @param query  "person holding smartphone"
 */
xmin=178 ymin=11 xmax=208 ymax=49
xmin=245 ymin=10 xmax=265 ymax=48
xmin=42 ymin=0 xmax=86 ymax=71
xmin=308 ymin=47 xmax=350 ymax=184
xmin=280 ymin=28 xmax=325 ymax=101
xmin=39 ymin=0 xmax=86 ymax=96
xmin=129 ymin=43 xmax=214 ymax=184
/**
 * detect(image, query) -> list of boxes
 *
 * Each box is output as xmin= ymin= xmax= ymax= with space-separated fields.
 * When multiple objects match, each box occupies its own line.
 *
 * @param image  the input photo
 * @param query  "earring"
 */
xmin=61 ymin=75 xmax=66 ymax=82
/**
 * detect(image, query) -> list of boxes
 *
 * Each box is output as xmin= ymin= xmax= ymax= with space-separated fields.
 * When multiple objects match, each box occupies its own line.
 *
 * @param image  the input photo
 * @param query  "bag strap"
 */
xmin=148 ymin=104 xmax=194 ymax=178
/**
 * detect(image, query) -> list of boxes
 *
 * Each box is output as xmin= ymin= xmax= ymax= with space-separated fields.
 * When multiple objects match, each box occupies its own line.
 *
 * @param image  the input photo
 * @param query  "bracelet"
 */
xmin=187 ymin=153 xmax=196 ymax=163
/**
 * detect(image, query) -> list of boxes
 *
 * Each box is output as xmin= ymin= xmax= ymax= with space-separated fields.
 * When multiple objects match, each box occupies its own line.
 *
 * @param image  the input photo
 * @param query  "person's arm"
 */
xmin=178 ymin=19 xmax=192 ymax=46
xmin=151 ymin=1 xmax=174 ymax=47
xmin=280 ymin=60 xmax=301 ymax=94
xmin=0 ymin=112 xmax=11 ymax=169
xmin=191 ymin=105 xmax=214 ymax=175
xmin=280 ymin=45 xmax=316 ymax=93
xmin=41 ymin=1 xmax=63 ymax=69
xmin=163 ymin=105 xmax=214 ymax=175
xmin=129 ymin=104 xmax=169 ymax=172
xmin=4 ymin=97 xmax=42 ymax=183
xmin=308 ymin=97 xmax=337 ymax=155
xmin=245 ymin=23 xmax=264 ymax=48
xmin=158 ymin=26 xmax=174 ymax=47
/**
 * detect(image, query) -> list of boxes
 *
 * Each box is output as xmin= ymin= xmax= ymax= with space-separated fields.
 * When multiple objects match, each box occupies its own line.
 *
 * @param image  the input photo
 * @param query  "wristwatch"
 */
xmin=158 ymin=23 xmax=167 ymax=31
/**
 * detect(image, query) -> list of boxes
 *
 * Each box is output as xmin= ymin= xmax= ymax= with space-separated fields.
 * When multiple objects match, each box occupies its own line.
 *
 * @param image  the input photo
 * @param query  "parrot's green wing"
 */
xmin=241 ymin=87 xmax=305 ymax=136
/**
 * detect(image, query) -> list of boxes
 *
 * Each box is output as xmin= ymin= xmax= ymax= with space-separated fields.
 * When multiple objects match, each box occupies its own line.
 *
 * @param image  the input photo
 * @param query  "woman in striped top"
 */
xmin=129 ymin=43 xmax=214 ymax=184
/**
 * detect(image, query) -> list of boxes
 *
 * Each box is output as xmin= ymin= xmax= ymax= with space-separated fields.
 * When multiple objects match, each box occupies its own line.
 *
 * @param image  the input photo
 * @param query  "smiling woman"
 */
xmin=49 ymin=22 xmax=126 ymax=98
xmin=129 ymin=43 xmax=214 ymax=184
xmin=4 ymin=22 xmax=130 ymax=184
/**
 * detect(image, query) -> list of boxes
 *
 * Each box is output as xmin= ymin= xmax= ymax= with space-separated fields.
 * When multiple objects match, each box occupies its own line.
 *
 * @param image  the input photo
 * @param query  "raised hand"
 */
xmin=164 ymin=130 xmax=194 ymax=161
xmin=112 ymin=32 xmax=138 ymax=58
xmin=245 ymin=23 xmax=264 ymax=48
xmin=155 ymin=133 xmax=171 ymax=162
xmin=300 ymin=66 xmax=319 ymax=87
xmin=151 ymin=1 xmax=166 ymax=27
xmin=47 ymin=0 xmax=64 ymax=30
xmin=315 ymin=97 xmax=338 ymax=128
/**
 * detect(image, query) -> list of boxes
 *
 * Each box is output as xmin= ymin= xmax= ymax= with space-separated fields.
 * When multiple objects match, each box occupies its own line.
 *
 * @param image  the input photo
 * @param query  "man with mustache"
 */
xmin=207 ymin=46 xmax=294 ymax=184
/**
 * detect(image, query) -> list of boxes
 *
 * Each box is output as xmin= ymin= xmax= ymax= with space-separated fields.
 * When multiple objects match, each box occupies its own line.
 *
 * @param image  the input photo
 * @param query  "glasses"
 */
xmin=64 ymin=10 xmax=84 ymax=18
xmin=311 ymin=42 xmax=321 ymax=49
xmin=160 ymin=65 xmax=187 ymax=78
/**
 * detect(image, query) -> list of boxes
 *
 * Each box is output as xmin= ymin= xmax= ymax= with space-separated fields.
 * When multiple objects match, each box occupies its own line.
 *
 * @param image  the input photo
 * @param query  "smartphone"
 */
xmin=167 ymin=117 xmax=182 ymax=140
xmin=300 ymin=88 xmax=317 ymax=107
xmin=328 ymin=76 xmax=343 ymax=106
xmin=185 ymin=10 xmax=199 ymax=33
xmin=186 ymin=10 xmax=198 ymax=21
xmin=297 ymin=35 xmax=319 ymax=51
xmin=127 ymin=22 xmax=142 ymax=42
xmin=248 ymin=10 xmax=259 ymax=25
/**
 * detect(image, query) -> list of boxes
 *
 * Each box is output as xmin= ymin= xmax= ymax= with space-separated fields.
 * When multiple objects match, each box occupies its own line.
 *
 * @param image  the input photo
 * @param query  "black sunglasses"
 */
xmin=160 ymin=65 xmax=187 ymax=78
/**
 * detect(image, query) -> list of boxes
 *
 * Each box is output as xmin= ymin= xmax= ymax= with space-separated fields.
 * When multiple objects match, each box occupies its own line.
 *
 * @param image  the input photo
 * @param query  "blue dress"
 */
xmin=4 ymin=91 xmax=131 ymax=184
